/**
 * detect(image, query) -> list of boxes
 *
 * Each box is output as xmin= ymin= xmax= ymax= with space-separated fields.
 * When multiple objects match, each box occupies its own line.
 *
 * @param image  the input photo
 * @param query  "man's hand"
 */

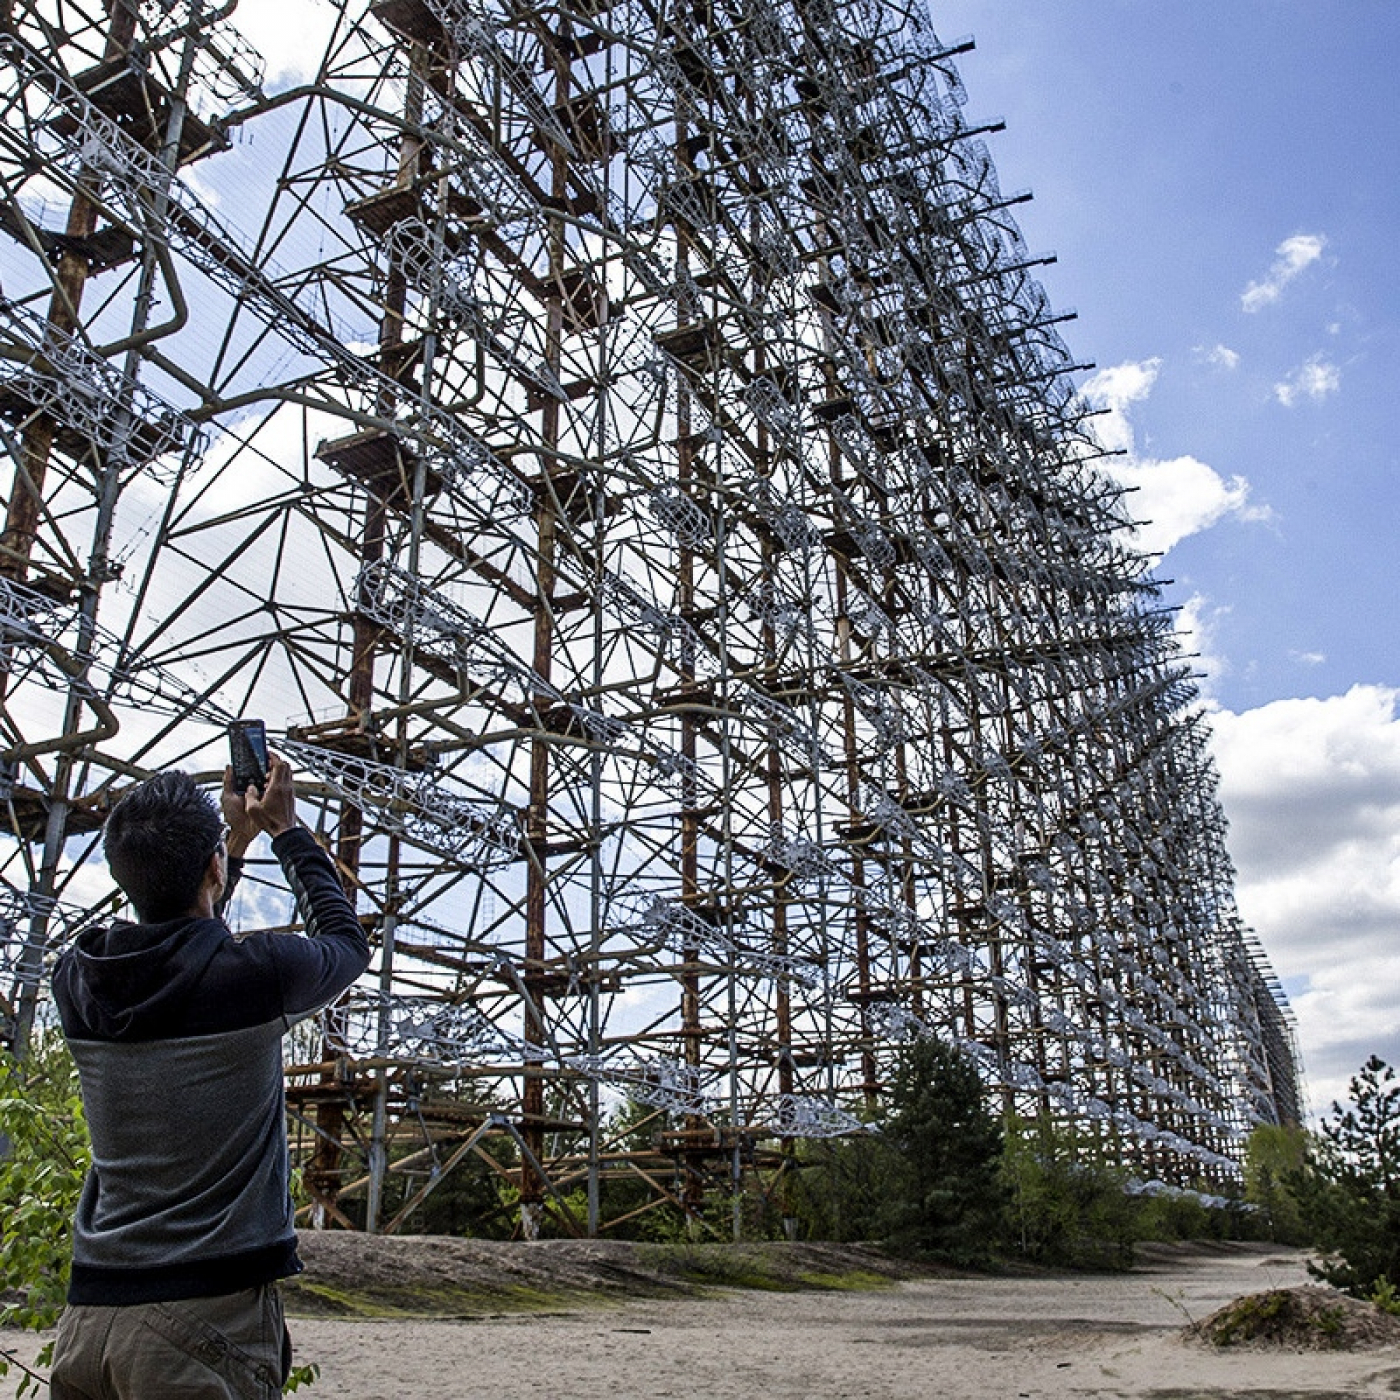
xmin=245 ymin=752 xmax=298 ymax=838
xmin=220 ymin=765 xmax=260 ymax=859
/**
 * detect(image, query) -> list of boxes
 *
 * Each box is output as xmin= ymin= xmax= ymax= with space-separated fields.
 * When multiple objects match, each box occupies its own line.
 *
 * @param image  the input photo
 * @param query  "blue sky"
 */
xmin=931 ymin=0 xmax=1400 ymax=711
xmin=932 ymin=1 xmax=1400 ymax=1114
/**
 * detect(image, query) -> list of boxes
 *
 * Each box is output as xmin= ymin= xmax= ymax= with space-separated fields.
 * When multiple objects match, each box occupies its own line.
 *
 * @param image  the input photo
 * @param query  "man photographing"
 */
xmin=49 ymin=752 xmax=370 ymax=1399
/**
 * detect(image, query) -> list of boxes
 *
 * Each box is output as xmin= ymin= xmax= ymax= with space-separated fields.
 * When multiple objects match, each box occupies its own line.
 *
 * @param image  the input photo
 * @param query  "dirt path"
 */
xmin=283 ymin=1243 xmax=1400 ymax=1399
xmin=7 ymin=1243 xmax=1399 ymax=1399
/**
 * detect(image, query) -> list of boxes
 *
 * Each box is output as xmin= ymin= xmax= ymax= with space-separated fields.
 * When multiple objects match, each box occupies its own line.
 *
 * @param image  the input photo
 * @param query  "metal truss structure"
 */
xmin=0 ymin=0 xmax=1300 ymax=1236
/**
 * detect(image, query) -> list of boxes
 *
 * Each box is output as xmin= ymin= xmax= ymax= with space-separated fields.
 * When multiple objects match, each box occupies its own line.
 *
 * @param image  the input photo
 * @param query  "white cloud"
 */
xmin=1210 ymin=686 xmax=1400 ymax=1115
xmin=1273 ymin=356 xmax=1341 ymax=407
xmin=177 ymin=162 xmax=222 ymax=211
xmin=1081 ymin=357 xmax=1159 ymax=461
xmin=1111 ymin=455 xmax=1260 ymax=558
xmin=1177 ymin=593 xmax=1231 ymax=694
xmin=1081 ymin=359 xmax=1272 ymax=556
xmin=1289 ymin=649 xmax=1326 ymax=667
xmin=1087 ymin=357 xmax=1161 ymax=408
xmin=1197 ymin=343 xmax=1241 ymax=371
xmin=226 ymin=0 xmax=339 ymax=86
xmin=1241 ymin=233 xmax=1327 ymax=313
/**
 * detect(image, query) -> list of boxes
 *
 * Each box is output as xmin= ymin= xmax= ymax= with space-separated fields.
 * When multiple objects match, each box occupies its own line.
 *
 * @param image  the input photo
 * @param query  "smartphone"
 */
xmin=228 ymin=719 xmax=269 ymax=795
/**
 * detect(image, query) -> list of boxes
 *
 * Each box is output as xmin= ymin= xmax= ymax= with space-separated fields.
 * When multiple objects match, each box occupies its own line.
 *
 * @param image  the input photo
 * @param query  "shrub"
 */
xmin=787 ymin=1129 xmax=909 ymax=1243
xmin=786 ymin=1039 xmax=1004 ymax=1261
xmin=1000 ymin=1120 xmax=1138 ymax=1269
xmin=0 ymin=1037 xmax=91 ymax=1392
xmin=1243 ymin=1122 xmax=1308 ymax=1244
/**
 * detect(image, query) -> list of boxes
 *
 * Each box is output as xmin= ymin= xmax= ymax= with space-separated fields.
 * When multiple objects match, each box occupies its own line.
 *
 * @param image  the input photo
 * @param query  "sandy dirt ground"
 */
xmin=6 ymin=1243 xmax=1399 ymax=1399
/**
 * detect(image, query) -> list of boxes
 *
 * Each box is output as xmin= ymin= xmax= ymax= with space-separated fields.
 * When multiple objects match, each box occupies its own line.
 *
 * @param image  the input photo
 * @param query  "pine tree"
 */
xmin=881 ymin=1038 xmax=1006 ymax=1260
xmin=1294 ymin=1054 xmax=1400 ymax=1297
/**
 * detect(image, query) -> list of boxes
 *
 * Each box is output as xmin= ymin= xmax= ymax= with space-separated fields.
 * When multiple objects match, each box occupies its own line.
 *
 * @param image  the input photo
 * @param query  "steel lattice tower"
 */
xmin=0 ymin=0 xmax=1299 ymax=1236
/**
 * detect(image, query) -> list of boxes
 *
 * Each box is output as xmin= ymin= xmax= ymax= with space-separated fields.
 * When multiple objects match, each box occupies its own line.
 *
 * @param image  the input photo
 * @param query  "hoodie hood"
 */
xmin=56 ymin=917 xmax=229 ymax=1040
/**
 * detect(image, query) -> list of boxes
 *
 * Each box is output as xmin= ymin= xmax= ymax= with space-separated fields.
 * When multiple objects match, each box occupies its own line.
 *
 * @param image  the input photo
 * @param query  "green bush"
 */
xmin=786 ymin=1129 xmax=908 ymax=1243
xmin=786 ymin=1040 xmax=1004 ymax=1262
xmin=0 ymin=1038 xmax=89 ymax=1326
xmin=1135 ymin=1187 xmax=1215 ymax=1243
xmin=0 ymin=1037 xmax=91 ymax=1392
xmin=1243 ymin=1122 xmax=1308 ymax=1244
xmin=377 ymin=1137 xmax=519 ymax=1238
xmin=1000 ymin=1121 xmax=1138 ymax=1269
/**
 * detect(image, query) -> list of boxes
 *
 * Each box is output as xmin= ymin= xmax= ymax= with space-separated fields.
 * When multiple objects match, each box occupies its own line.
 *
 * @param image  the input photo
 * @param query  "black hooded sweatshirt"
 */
xmin=51 ymin=827 xmax=370 ymax=1305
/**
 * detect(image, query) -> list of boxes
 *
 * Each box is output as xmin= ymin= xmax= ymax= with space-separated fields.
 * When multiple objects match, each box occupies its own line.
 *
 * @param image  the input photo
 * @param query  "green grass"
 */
xmin=794 ymin=1269 xmax=892 ymax=1291
xmin=634 ymin=1243 xmax=897 ymax=1294
xmin=286 ymin=1277 xmax=581 ymax=1320
xmin=285 ymin=1242 xmax=902 ymax=1319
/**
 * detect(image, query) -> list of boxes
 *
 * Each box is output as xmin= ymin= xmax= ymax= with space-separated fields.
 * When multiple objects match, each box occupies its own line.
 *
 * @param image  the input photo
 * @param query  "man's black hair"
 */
xmin=103 ymin=771 xmax=223 ymax=921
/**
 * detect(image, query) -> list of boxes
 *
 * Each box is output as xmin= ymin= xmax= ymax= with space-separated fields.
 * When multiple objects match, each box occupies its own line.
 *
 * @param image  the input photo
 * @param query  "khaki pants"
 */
xmin=50 ymin=1285 xmax=291 ymax=1400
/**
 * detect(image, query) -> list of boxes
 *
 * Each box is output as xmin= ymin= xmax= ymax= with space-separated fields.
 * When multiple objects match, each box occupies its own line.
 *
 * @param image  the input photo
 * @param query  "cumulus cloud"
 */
xmin=1210 ymin=686 xmax=1400 ymax=1114
xmin=1110 ymin=456 xmax=1261 ymax=558
xmin=1081 ymin=360 xmax=1271 ymax=556
xmin=1197 ymin=343 xmax=1241 ymax=371
xmin=1273 ymin=356 xmax=1341 ymax=407
xmin=1241 ymin=233 xmax=1327 ymax=313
